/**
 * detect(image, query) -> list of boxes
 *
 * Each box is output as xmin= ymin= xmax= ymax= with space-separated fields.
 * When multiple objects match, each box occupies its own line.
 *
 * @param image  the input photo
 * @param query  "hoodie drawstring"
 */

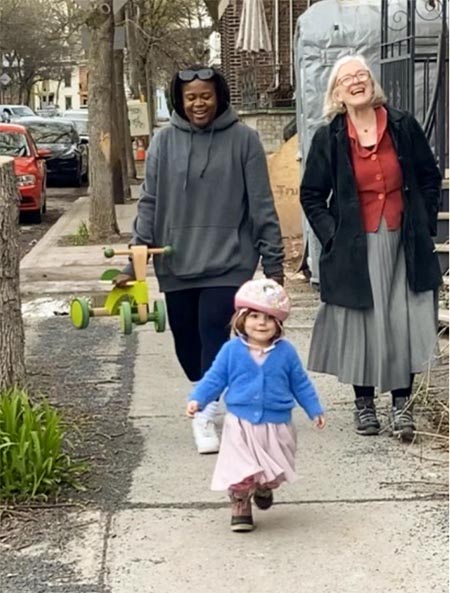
xmin=183 ymin=128 xmax=194 ymax=191
xmin=200 ymin=126 xmax=215 ymax=178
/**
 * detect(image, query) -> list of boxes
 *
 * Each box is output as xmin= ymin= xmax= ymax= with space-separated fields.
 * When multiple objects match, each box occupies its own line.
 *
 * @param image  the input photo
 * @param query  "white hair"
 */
xmin=322 ymin=54 xmax=387 ymax=121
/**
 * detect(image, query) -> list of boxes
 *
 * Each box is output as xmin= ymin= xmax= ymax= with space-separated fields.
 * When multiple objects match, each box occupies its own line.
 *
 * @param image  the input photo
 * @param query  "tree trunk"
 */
xmin=87 ymin=1 xmax=120 ymax=239
xmin=125 ymin=0 xmax=141 ymax=100
xmin=114 ymin=46 xmax=132 ymax=199
xmin=138 ymin=57 xmax=147 ymax=103
xmin=111 ymin=59 xmax=125 ymax=206
xmin=124 ymin=102 xmax=137 ymax=179
xmin=0 ymin=157 xmax=25 ymax=390
xmin=145 ymin=57 xmax=156 ymax=136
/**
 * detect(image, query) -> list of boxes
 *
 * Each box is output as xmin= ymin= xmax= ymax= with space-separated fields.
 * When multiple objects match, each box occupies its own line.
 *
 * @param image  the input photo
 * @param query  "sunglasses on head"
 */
xmin=178 ymin=68 xmax=215 ymax=82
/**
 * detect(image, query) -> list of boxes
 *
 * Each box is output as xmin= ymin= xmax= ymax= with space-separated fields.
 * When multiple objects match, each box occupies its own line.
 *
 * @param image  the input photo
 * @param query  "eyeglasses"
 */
xmin=178 ymin=68 xmax=215 ymax=82
xmin=337 ymin=70 xmax=370 ymax=88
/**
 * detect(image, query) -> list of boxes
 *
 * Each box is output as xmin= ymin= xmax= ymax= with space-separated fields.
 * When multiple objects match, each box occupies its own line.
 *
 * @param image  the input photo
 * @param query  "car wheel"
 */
xmin=29 ymin=207 xmax=42 ymax=224
xmin=42 ymin=186 xmax=47 ymax=214
xmin=29 ymin=190 xmax=45 ymax=224
xmin=82 ymin=164 xmax=89 ymax=183
xmin=72 ymin=165 xmax=82 ymax=187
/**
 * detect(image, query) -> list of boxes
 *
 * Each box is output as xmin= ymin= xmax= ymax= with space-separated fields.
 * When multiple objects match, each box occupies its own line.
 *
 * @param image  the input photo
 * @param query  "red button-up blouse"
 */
xmin=347 ymin=106 xmax=404 ymax=233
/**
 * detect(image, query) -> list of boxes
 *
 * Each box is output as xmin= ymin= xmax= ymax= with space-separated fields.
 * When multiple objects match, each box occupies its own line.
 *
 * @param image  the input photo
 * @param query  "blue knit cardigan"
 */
xmin=188 ymin=338 xmax=324 ymax=424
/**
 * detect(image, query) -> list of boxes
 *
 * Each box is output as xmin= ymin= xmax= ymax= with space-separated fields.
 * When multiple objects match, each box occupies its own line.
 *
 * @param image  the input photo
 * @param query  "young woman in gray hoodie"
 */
xmin=116 ymin=65 xmax=284 ymax=453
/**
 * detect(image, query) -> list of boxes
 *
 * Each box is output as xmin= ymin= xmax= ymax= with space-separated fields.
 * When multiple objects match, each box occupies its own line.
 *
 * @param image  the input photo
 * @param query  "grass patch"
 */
xmin=69 ymin=221 xmax=90 ymax=246
xmin=0 ymin=388 xmax=87 ymax=501
xmin=58 ymin=231 xmax=133 ymax=247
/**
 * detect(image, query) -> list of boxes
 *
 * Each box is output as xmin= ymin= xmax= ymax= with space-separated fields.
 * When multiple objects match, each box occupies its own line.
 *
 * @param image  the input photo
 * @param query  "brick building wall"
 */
xmin=219 ymin=0 xmax=309 ymax=110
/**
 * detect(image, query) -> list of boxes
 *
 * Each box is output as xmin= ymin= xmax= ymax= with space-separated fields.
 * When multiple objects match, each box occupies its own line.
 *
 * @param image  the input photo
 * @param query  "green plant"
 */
xmin=0 ymin=388 xmax=86 ymax=500
xmin=71 ymin=221 xmax=90 ymax=246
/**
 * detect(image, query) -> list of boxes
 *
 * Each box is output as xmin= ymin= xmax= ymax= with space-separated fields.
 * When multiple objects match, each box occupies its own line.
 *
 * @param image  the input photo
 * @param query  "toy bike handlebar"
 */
xmin=104 ymin=246 xmax=173 ymax=258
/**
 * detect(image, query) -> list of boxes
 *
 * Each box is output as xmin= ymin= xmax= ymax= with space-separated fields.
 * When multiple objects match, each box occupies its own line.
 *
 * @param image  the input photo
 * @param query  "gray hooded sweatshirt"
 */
xmin=126 ymin=106 xmax=284 ymax=292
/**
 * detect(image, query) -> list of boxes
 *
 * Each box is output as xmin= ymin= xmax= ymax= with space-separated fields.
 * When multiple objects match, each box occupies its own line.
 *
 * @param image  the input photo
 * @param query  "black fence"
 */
xmin=381 ymin=0 xmax=448 ymax=176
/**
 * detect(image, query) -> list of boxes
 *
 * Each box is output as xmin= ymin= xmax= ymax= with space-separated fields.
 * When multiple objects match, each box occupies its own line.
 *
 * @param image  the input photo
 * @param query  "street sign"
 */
xmin=127 ymin=101 xmax=149 ymax=137
xmin=0 ymin=73 xmax=11 ymax=87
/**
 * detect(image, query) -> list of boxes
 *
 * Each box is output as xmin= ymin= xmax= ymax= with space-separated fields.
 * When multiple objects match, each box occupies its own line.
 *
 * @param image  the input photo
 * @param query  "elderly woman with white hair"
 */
xmin=300 ymin=54 xmax=442 ymax=441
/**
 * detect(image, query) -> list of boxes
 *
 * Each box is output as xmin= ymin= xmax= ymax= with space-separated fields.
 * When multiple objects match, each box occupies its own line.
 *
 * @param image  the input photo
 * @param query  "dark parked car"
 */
xmin=20 ymin=116 xmax=88 ymax=186
xmin=64 ymin=116 xmax=89 ymax=144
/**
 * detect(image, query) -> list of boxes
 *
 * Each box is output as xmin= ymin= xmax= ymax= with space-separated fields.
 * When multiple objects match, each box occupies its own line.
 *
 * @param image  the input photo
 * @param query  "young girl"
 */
xmin=186 ymin=279 xmax=325 ymax=532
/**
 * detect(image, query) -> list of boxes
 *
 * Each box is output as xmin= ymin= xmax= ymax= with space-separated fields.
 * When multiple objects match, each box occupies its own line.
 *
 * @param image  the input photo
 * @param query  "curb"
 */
xmin=21 ymin=195 xmax=90 ymax=271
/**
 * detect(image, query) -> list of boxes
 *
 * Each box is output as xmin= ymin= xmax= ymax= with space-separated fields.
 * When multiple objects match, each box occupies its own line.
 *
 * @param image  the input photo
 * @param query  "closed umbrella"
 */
xmin=236 ymin=0 xmax=272 ymax=52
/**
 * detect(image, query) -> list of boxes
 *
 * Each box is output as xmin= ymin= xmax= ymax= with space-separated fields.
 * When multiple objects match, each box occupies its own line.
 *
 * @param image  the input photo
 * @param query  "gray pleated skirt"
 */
xmin=308 ymin=219 xmax=438 ymax=393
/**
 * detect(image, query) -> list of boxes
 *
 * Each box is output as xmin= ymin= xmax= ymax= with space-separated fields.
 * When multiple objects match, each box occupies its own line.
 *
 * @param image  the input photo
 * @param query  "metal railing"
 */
xmin=380 ymin=0 xmax=448 ymax=175
xmin=239 ymin=65 xmax=295 ymax=111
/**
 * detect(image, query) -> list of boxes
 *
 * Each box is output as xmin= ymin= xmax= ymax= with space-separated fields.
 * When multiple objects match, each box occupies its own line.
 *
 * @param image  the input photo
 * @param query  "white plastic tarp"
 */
xmin=294 ymin=0 xmax=442 ymax=283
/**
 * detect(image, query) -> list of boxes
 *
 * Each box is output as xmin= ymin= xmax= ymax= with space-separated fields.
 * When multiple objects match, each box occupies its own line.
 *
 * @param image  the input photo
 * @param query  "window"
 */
xmin=0 ymin=132 xmax=30 ymax=156
xmin=65 ymin=96 xmax=72 ymax=110
xmin=64 ymin=69 xmax=72 ymax=88
xmin=11 ymin=106 xmax=34 ymax=116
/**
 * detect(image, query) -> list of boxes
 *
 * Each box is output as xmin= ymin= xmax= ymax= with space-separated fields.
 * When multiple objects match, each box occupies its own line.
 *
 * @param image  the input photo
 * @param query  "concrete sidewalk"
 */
xmin=17 ymin=196 xmax=449 ymax=593
xmin=20 ymin=185 xmax=143 ymax=296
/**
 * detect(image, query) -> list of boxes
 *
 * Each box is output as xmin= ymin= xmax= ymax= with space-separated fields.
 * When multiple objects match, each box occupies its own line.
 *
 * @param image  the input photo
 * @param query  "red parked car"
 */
xmin=0 ymin=122 xmax=48 ymax=222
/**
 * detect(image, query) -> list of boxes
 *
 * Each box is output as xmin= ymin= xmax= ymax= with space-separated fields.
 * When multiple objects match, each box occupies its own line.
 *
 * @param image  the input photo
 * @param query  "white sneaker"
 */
xmin=192 ymin=415 xmax=220 ymax=454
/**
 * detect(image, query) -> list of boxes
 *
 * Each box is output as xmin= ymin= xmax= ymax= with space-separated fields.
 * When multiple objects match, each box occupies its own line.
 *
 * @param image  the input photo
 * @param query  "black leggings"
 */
xmin=353 ymin=375 xmax=415 ymax=404
xmin=165 ymin=286 xmax=238 ymax=382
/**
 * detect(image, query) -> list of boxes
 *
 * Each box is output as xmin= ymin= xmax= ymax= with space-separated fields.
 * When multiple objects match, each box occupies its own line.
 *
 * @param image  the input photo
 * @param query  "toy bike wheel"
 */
xmin=70 ymin=298 xmax=90 ymax=329
xmin=120 ymin=301 xmax=133 ymax=335
xmin=153 ymin=299 xmax=166 ymax=333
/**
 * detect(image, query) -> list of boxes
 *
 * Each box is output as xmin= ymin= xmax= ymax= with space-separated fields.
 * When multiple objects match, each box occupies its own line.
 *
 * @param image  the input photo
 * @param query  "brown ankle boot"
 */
xmin=229 ymin=492 xmax=254 ymax=532
xmin=254 ymin=487 xmax=274 ymax=510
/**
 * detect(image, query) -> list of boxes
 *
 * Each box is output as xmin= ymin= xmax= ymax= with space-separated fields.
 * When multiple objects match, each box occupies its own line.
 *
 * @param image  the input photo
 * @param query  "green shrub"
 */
xmin=0 ymin=388 xmax=86 ymax=500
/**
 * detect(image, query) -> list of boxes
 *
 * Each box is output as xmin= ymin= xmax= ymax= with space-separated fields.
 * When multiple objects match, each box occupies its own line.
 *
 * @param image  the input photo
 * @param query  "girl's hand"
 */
xmin=314 ymin=415 xmax=326 ymax=429
xmin=186 ymin=400 xmax=200 ymax=417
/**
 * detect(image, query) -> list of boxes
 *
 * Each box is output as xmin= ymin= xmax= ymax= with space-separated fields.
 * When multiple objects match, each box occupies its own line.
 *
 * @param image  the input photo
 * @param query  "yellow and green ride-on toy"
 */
xmin=70 ymin=245 xmax=172 ymax=335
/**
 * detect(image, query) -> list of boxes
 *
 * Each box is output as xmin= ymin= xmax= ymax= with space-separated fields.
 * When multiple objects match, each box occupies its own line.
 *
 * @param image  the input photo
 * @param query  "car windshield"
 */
xmin=0 ymin=132 xmax=29 ymax=156
xmin=11 ymin=107 xmax=34 ymax=117
xmin=26 ymin=122 xmax=73 ymax=144
xmin=71 ymin=119 xmax=88 ymax=135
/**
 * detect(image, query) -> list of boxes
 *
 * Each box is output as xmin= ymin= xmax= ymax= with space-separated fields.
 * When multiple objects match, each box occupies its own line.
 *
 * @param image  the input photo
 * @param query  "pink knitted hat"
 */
xmin=234 ymin=278 xmax=291 ymax=322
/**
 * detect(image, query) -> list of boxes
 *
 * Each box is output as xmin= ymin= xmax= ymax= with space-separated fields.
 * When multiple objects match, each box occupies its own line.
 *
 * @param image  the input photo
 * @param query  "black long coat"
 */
xmin=300 ymin=105 xmax=442 ymax=309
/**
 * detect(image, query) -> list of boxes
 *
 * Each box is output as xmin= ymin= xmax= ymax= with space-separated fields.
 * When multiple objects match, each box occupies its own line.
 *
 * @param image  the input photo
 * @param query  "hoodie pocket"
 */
xmin=166 ymin=226 xmax=241 ymax=279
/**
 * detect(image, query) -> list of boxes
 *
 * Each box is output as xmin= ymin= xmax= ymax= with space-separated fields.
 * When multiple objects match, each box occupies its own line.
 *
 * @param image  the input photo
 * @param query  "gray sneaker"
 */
xmin=354 ymin=397 xmax=380 ymax=436
xmin=390 ymin=397 xmax=415 ymax=442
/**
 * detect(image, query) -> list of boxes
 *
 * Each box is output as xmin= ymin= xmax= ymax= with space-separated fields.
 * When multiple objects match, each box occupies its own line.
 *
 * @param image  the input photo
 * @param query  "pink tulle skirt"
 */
xmin=211 ymin=413 xmax=298 ymax=491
